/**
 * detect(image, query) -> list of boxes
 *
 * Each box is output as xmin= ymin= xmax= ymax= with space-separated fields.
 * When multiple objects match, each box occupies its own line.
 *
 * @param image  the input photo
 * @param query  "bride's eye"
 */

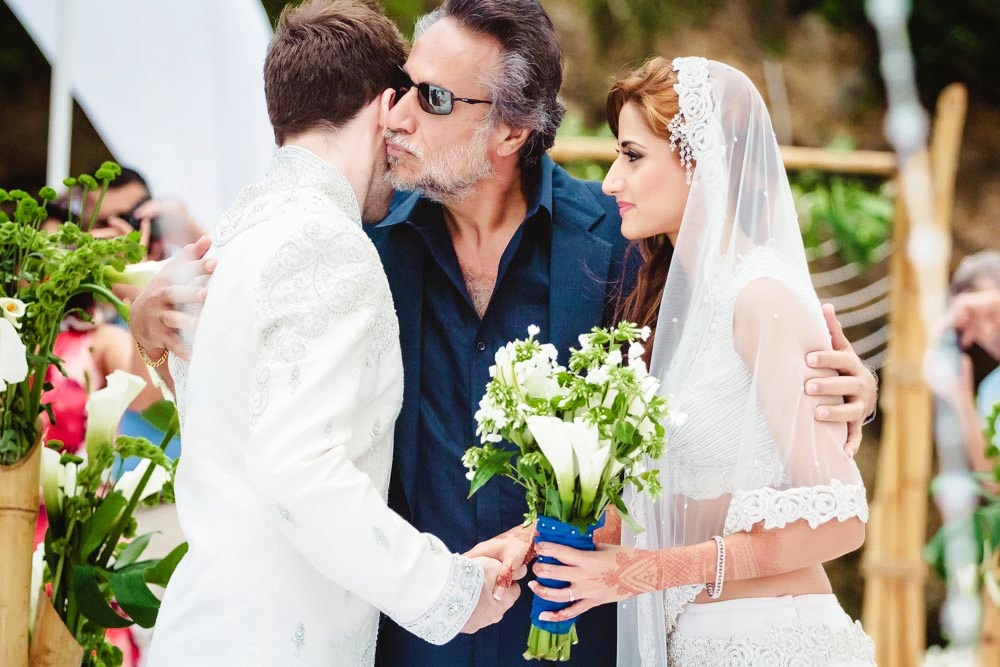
xmin=624 ymin=150 xmax=642 ymax=163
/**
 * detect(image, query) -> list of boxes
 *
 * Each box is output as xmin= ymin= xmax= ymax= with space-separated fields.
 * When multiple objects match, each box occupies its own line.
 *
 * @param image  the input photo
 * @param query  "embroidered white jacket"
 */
xmin=147 ymin=147 xmax=482 ymax=666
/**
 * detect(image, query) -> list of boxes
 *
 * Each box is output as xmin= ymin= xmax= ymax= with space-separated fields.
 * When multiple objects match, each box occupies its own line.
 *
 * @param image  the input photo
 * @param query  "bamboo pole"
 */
xmin=549 ymin=135 xmax=898 ymax=175
xmin=860 ymin=83 xmax=967 ymax=667
xmin=0 ymin=440 xmax=42 ymax=667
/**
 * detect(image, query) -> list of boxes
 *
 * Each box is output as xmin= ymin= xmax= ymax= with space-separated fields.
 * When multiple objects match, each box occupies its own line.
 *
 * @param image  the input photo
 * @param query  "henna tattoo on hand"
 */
xmin=599 ymin=542 xmax=715 ymax=596
xmin=726 ymin=525 xmax=784 ymax=581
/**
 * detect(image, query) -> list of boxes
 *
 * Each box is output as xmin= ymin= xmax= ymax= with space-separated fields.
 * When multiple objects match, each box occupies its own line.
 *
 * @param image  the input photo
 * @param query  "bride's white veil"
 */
xmin=615 ymin=58 xmax=867 ymax=665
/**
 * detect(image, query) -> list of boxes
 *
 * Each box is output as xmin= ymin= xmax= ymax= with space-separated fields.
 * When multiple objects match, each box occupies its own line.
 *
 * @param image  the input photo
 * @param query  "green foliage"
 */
xmin=0 ymin=165 xmax=144 ymax=465
xmin=41 ymin=399 xmax=184 ymax=666
xmin=791 ymin=168 xmax=894 ymax=267
xmin=924 ymin=401 xmax=1000 ymax=608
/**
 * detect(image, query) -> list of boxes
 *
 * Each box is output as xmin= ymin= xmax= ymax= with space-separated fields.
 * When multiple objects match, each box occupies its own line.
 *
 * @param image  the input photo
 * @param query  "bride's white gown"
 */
xmin=147 ymin=146 xmax=482 ymax=666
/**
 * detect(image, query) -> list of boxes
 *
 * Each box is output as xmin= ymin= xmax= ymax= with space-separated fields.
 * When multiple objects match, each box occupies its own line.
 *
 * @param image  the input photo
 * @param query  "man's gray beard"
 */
xmin=386 ymin=128 xmax=494 ymax=204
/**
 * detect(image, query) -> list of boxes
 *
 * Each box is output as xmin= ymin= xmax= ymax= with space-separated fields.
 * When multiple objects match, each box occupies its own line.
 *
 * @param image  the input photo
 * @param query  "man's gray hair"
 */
xmin=414 ymin=1 xmax=565 ymax=167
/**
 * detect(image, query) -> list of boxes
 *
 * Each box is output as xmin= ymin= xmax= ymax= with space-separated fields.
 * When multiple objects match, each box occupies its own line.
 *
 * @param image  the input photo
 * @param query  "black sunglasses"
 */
xmin=392 ymin=66 xmax=492 ymax=116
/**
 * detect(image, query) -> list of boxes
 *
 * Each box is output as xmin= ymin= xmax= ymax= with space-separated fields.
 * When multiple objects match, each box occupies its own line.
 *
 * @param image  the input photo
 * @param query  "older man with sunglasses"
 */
xmin=129 ymin=1 xmax=878 ymax=665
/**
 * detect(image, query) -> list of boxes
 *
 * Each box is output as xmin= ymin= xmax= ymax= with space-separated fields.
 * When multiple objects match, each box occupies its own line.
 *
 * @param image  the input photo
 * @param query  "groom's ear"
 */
xmin=378 ymin=88 xmax=395 ymax=131
xmin=495 ymin=124 xmax=530 ymax=159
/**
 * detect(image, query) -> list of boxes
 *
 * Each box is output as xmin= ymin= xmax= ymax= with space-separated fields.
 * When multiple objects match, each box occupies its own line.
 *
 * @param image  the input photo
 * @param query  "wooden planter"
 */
xmin=0 ymin=438 xmax=41 ymax=667
xmin=29 ymin=591 xmax=83 ymax=667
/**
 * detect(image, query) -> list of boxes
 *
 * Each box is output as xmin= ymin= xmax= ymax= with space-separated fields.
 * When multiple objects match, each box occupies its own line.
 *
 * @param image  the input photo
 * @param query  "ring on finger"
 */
xmin=568 ymin=587 xmax=575 ymax=603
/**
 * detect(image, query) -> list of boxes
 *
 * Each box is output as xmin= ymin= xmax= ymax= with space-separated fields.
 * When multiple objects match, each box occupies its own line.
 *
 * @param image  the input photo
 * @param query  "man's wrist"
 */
xmin=862 ymin=362 xmax=879 ymax=425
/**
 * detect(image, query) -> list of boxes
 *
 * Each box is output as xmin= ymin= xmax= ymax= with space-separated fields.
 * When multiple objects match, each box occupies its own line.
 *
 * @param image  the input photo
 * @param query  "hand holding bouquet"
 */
xmin=463 ymin=322 xmax=669 ymax=661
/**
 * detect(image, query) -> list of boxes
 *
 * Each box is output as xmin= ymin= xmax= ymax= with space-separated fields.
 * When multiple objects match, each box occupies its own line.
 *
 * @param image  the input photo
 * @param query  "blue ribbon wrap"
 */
xmin=530 ymin=512 xmax=606 ymax=635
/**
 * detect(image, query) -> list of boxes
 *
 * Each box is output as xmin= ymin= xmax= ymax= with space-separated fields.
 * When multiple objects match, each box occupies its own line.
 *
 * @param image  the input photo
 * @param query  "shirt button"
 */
xmin=476 ymin=341 xmax=487 ymax=352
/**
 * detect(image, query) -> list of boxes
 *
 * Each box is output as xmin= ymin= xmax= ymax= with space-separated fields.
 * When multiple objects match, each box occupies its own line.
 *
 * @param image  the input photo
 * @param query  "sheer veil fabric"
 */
xmin=616 ymin=58 xmax=868 ymax=665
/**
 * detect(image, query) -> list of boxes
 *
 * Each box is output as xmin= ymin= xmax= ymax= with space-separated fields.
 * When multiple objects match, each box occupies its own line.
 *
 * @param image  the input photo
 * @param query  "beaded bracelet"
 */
xmin=705 ymin=535 xmax=725 ymax=599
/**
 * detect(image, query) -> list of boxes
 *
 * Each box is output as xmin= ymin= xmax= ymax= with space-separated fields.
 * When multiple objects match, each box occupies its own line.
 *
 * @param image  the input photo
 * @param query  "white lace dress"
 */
xmin=147 ymin=147 xmax=482 ymax=666
xmin=650 ymin=249 xmax=875 ymax=666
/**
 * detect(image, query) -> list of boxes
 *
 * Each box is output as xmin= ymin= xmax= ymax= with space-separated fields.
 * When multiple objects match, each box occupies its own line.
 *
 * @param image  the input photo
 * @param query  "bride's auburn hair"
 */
xmin=608 ymin=57 xmax=681 ymax=361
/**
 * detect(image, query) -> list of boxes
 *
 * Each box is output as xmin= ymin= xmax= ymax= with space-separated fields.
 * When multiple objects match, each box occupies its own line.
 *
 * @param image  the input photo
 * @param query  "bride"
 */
xmin=527 ymin=57 xmax=876 ymax=665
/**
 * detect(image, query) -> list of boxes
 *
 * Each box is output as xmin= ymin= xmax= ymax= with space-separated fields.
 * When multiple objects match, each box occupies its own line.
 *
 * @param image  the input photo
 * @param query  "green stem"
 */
xmin=96 ymin=425 xmax=176 ymax=566
xmin=85 ymin=181 xmax=109 ymax=233
xmin=51 ymin=514 xmax=78 ymax=602
xmin=74 ymin=283 xmax=130 ymax=323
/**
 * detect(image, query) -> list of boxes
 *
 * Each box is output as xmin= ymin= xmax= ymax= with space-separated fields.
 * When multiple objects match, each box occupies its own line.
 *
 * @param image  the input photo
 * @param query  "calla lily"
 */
xmin=567 ymin=421 xmax=611 ymax=514
xmin=526 ymin=416 xmax=578 ymax=516
xmin=0 ymin=317 xmax=28 ymax=391
xmin=0 ymin=297 xmax=26 ymax=328
xmin=40 ymin=446 xmax=65 ymax=513
xmin=84 ymin=370 xmax=147 ymax=460
xmin=28 ymin=544 xmax=45 ymax=632
xmin=114 ymin=459 xmax=169 ymax=504
xmin=102 ymin=260 xmax=167 ymax=289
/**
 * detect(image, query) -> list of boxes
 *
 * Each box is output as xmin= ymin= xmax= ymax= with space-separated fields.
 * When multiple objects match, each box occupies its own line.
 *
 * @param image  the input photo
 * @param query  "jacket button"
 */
xmin=476 ymin=341 xmax=487 ymax=352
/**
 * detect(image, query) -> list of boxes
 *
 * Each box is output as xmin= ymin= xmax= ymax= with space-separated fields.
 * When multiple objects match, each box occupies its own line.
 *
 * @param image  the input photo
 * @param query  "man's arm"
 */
xmin=244 ymin=224 xmax=516 ymax=642
xmin=805 ymin=304 xmax=878 ymax=456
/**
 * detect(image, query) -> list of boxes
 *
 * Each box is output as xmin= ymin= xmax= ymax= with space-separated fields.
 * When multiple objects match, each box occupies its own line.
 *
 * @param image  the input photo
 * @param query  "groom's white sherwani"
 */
xmin=148 ymin=147 xmax=483 ymax=666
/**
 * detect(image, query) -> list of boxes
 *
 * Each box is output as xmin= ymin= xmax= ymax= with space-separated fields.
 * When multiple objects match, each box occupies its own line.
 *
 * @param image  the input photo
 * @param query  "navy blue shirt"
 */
xmin=370 ymin=156 xmax=630 ymax=667
xmin=409 ymin=195 xmax=551 ymax=552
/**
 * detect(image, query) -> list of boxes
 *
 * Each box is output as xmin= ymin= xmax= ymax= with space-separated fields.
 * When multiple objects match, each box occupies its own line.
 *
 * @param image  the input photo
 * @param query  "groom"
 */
xmin=143 ymin=2 xmax=519 ymax=665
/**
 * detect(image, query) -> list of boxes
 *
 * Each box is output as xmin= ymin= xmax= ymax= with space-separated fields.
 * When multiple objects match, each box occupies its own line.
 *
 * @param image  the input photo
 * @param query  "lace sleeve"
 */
xmin=245 ymin=214 xmax=482 ymax=644
xmin=728 ymin=274 xmax=868 ymax=535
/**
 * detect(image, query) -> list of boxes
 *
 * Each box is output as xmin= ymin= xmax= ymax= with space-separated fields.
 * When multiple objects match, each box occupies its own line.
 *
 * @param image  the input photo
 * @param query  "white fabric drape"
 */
xmin=5 ymin=0 xmax=275 ymax=230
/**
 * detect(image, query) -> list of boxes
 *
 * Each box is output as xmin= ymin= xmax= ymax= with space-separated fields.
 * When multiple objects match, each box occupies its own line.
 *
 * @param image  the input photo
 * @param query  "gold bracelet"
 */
xmin=135 ymin=340 xmax=169 ymax=368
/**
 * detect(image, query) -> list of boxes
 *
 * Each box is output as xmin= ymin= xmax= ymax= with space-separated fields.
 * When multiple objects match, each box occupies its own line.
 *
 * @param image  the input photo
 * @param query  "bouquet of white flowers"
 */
xmin=463 ymin=322 xmax=670 ymax=662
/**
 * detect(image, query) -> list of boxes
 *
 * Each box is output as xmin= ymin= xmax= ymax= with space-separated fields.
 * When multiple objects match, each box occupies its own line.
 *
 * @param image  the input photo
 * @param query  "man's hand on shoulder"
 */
xmin=805 ymin=304 xmax=878 ymax=457
xmin=130 ymin=236 xmax=215 ymax=361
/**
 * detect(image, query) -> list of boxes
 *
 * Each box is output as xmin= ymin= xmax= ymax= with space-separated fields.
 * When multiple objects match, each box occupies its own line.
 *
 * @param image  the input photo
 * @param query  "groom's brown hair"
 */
xmin=264 ymin=0 xmax=407 ymax=145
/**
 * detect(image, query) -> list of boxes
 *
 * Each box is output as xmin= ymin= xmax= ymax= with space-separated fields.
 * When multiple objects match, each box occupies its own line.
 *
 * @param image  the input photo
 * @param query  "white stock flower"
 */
xmin=0 ymin=297 xmax=26 ymax=328
xmin=103 ymin=260 xmax=167 ymax=289
xmin=628 ymin=342 xmax=646 ymax=361
xmin=606 ymin=350 xmax=623 ymax=367
xmin=85 ymin=370 xmax=147 ymax=459
xmin=526 ymin=416 xmax=578 ymax=505
xmin=639 ymin=326 xmax=652 ymax=342
xmin=521 ymin=366 xmax=562 ymax=401
xmin=587 ymin=367 xmax=609 ymax=386
xmin=638 ymin=417 xmax=657 ymax=439
xmin=527 ymin=324 xmax=540 ymax=337
xmin=0 ymin=318 xmax=29 ymax=392
xmin=114 ymin=459 xmax=170 ymax=503
xmin=577 ymin=334 xmax=592 ymax=350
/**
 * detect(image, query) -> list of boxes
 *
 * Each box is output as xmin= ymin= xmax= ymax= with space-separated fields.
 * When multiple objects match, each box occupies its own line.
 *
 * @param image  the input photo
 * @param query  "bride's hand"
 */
xmin=529 ymin=543 xmax=655 ymax=622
